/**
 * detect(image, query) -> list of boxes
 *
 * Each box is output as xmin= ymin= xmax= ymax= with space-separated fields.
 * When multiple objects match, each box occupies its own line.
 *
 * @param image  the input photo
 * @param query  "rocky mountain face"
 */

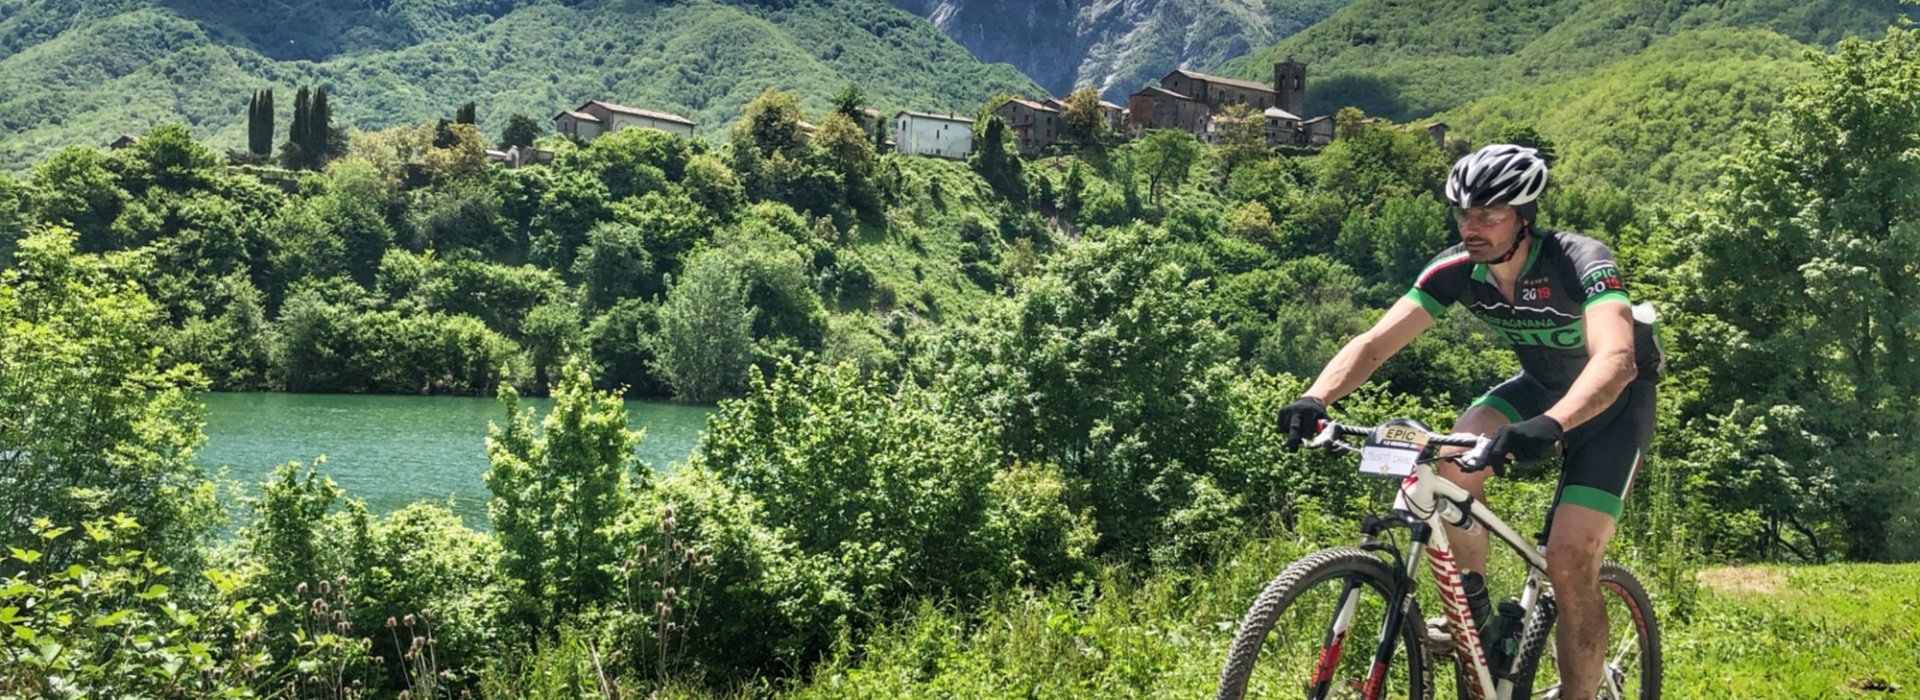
xmin=890 ymin=0 xmax=1348 ymax=101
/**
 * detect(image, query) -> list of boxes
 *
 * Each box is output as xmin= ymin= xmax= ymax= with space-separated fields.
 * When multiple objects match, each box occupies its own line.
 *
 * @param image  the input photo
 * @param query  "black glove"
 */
xmin=1277 ymin=395 xmax=1330 ymax=451
xmin=1484 ymin=415 xmax=1564 ymax=474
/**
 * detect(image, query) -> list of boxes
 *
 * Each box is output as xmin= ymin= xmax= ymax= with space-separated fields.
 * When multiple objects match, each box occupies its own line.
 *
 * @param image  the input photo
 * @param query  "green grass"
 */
xmin=1672 ymin=564 xmax=1920 ymax=698
xmin=738 ymin=527 xmax=1920 ymax=699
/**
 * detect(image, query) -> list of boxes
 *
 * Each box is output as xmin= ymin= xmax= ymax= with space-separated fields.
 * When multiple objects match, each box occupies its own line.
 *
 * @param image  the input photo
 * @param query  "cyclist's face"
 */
xmin=1454 ymin=204 xmax=1521 ymax=262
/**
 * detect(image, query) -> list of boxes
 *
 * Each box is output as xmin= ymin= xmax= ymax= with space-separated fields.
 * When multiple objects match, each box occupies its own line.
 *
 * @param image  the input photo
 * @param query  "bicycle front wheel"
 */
xmin=1511 ymin=560 xmax=1661 ymax=699
xmin=1217 ymin=547 xmax=1430 ymax=700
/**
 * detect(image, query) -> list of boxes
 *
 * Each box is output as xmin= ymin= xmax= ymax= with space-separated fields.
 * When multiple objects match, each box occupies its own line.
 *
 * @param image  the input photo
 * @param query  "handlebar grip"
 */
xmin=1428 ymin=433 xmax=1482 ymax=448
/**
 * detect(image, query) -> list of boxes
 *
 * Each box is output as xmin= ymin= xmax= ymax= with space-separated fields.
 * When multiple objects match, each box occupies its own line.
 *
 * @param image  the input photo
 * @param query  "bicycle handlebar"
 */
xmin=1307 ymin=419 xmax=1499 ymax=473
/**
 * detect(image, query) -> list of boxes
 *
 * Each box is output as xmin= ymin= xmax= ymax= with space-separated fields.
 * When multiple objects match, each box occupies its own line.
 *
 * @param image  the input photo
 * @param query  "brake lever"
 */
xmin=1306 ymin=420 xmax=1341 ymax=450
xmin=1450 ymin=435 xmax=1496 ymax=473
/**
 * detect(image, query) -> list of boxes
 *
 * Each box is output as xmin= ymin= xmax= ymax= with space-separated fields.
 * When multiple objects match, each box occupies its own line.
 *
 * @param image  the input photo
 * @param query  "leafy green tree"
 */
xmin=529 ymin=170 xmax=612 ymax=272
xmin=486 ymin=365 xmax=640 ymax=626
xmin=933 ymin=224 xmax=1236 ymax=559
xmin=654 ymin=249 xmax=755 ymax=402
xmin=521 ymin=300 xmax=580 ymax=393
xmin=0 ymin=517 xmax=271 ymax=698
xmin=574 ymin=221 xmax=659 ymax=312
xmin=130 ymin=123 xmax=222 ymax=190
xmin=500 ymin=113 xmax=543 ymax=149
xmin=830 ymin=83 xmax=865 ymax=120
xmin=1060 ymin=84 xmax=1110 ymax=150
xmin=1213 ymin=102 xmax=1269 ymax=177
xmin=814 ymin=111 xmax=878 ymax=211
xmin=701 ymin=361 xmax=1094 ymax=602
xmin=969 ymin=115 xmax=1026 ymax=202
xmin=682 ymin=152 xmax=743 ymax=218
xmin=587 ymin=298 xmax=668 ymax=397
xmin=315 ymin=159 xmax=398 ymax=287
xmin=0 ymin=229 xmax=219 ymax=571
xmin=30 ymin=147 xmax=129 ymax=252
xmin=1134 ymin=128 xmax=1203 ymax=206
xmin=1668 ymin=27 xmax=1920 ymax=562
xmin=1496 ymin=123 xmax=1558 ymax=164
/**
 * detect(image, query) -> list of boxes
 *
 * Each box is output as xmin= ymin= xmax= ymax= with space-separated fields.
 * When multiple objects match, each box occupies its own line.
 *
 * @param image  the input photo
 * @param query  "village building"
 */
xmin=1298 ymin=115 xmax=1335 ymax=146
xmin=1123 ymin=57 xmax=1339 ymax=147
xmin=1126 ymin=85 xmax=1213 ymax=134
xmin=994 ymin=98 xmax=1063 ymax=156
xmin=553 ymin=100 xmax=696 ymax=141
xmin=1262 ymin=106 xmax=1303 ymax=145
xmin=893 ymin=110 xmax=973 ymax=159
xmin=1040 ymin=97 xmax=1126 ymax=134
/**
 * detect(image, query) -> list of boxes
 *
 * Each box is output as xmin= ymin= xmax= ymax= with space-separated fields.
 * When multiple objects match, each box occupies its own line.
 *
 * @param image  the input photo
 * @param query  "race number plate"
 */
xmin=1358 ymin=422 xmax=1429 ymax=478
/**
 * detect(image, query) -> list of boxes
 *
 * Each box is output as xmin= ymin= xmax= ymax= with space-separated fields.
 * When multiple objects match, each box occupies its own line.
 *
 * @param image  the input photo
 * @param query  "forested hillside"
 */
xmin=1225 ymin=0 xmax=1901 ymax=120
xmin=0 ymin=0 xmax=1040 ymax=170
xmin=1438 ymin=27 xmax=1814 ymax=198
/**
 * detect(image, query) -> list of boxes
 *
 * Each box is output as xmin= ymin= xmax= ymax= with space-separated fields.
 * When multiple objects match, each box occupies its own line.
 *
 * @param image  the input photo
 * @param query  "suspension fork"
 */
xmin=1334 ymin=514 xmax=1431 ymax=700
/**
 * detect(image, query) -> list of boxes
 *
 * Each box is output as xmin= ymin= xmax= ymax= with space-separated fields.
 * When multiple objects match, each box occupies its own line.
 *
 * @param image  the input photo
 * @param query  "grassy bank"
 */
xmin=741 ymin=540 xmax=1918 ymax=698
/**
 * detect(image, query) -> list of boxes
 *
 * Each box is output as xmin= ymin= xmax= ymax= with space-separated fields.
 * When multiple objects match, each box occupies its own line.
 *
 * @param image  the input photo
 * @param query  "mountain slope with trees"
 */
xmin=0 ymin=0 xmax=1041 ymax=170
xmin=1222 ymin=0 xmax=1903 ymax=121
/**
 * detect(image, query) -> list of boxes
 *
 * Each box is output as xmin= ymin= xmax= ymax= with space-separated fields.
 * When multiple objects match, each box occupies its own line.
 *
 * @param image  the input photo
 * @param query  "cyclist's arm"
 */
xmin=1303 ymin=297 xmax=1432 ymax=404
xmin=1542 ymin=300 xmax=1637 ymax=429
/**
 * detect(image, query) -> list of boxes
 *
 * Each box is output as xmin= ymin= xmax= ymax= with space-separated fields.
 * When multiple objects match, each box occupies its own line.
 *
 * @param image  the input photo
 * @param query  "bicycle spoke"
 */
xmin=1608 ymin=629 xmax=1638 ymax=668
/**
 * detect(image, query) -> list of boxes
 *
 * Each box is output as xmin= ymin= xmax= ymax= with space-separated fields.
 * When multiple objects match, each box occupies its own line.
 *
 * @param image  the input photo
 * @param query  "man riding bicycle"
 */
xmin=1274 ymin=144 xmax=1663 ymax=700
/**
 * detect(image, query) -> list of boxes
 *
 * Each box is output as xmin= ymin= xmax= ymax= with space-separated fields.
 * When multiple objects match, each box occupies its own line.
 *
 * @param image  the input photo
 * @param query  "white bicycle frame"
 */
xmin=1310 ymin=422 xmax=1552 ymax=700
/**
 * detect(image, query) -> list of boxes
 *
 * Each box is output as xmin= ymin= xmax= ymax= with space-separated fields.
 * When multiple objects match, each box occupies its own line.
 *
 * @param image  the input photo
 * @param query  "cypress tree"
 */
xmin=259 ymin=88 xmax=274 ymax=157
xmin=456 ymin=101 xmax=477 ymax=125
xmin=246 ymin=91 xmax=259 ymax=154
xmin=285 ymin=86 xmax=311 ymax=169
xmin=309 ymin=87 xmax=331 ymax=167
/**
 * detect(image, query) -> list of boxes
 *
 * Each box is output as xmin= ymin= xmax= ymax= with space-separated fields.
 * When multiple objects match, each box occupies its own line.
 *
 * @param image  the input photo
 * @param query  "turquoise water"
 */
xmin=196 ymin=392 xmax=713 ymax=528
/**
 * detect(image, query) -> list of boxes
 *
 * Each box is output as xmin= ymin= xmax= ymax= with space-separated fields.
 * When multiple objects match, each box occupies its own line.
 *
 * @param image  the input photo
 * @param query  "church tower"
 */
xmin=1274 ymin=57 xmax=1307 ymax=116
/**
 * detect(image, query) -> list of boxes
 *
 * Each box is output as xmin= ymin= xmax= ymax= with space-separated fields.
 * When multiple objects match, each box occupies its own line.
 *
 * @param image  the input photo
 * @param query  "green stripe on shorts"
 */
xmin=1470 ymin=395 xmax=1524 ymax=423
xmin=1560 ymin=484 xmax=1624 ymax=520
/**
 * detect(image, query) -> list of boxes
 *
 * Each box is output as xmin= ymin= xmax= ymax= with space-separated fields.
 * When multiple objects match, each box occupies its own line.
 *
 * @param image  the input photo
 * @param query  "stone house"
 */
xmin=1126 ymin=85 xmax=1212 ymax=134
xmin=994 ymin=98 xmax=1064 ymax=156
xmin=553 ymin=100 xmax=696 ymax=141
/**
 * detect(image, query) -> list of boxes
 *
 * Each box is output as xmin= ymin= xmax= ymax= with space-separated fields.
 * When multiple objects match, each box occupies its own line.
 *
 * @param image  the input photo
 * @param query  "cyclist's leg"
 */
xmin=1544 ymin=379 xmax=1656 ymax=700
xmin=1438 ymin=373 xmax=1545 ymax=575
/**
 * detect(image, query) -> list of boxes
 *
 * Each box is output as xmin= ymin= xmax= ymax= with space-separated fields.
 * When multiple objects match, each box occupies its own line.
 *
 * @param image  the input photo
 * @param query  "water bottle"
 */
xmin=1488 ymin=599 xmax=1525 ymax=677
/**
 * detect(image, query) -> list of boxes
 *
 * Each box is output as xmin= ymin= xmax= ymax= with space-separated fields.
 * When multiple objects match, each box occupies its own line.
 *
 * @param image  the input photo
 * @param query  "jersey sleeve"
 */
xmin=1403 ymin=248 xmax=1472 ymax=317
xmin=1561 ymin=234 xmax=1631 ymax=310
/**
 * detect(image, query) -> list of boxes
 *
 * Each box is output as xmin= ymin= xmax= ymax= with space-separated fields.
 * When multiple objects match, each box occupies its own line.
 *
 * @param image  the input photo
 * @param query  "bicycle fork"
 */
xmin=1306 ymin=516 xmax=1423 ymax=700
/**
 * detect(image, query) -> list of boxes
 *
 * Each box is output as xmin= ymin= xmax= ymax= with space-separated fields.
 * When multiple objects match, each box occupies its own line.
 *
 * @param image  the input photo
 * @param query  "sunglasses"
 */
xmin=1451 ymin=207 xmax=1514 ymax=227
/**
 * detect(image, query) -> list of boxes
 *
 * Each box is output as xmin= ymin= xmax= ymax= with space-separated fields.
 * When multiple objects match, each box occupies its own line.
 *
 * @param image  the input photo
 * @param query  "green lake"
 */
xmin=196 ymin=392 xmax=714 ymax=528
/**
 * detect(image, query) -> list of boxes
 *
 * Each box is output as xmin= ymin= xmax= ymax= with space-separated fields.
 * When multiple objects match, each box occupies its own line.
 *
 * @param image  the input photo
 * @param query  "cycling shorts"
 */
xmin=1468 ymin=373 xmax=1656 ymax=520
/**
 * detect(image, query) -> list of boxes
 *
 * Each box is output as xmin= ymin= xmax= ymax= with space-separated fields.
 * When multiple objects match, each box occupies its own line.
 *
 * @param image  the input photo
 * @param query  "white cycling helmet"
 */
xmin=1445 ymin=144 xmax=1548 ymax=208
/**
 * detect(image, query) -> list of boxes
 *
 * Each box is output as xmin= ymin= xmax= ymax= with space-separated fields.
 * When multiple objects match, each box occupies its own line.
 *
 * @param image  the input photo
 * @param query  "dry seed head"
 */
xmin=296 ymin=582 xmax=308 ymax=596
xmin=404 ymin=613 xmax=416 ymax=627
xmin=319 ymin=580 xmax=331 ymax=595
xmin=386 ymin=616 xmax=397 ymax=628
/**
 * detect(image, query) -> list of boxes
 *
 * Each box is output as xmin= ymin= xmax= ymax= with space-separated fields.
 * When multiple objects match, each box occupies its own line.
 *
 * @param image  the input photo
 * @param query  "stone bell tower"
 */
xmin=1274 ymin=56 xmax=1307 ymax=116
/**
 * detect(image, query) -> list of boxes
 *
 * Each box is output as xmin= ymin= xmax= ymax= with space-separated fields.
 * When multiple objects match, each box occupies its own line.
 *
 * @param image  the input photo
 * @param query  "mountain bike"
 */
xmin=1215 ymin=417 xmax=1659 ymax=700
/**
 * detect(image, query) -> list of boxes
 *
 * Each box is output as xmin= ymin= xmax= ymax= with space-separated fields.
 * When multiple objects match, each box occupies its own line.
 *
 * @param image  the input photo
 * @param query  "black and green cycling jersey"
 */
xmin=1403 ymin=229 xmax=1664 ymax=393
